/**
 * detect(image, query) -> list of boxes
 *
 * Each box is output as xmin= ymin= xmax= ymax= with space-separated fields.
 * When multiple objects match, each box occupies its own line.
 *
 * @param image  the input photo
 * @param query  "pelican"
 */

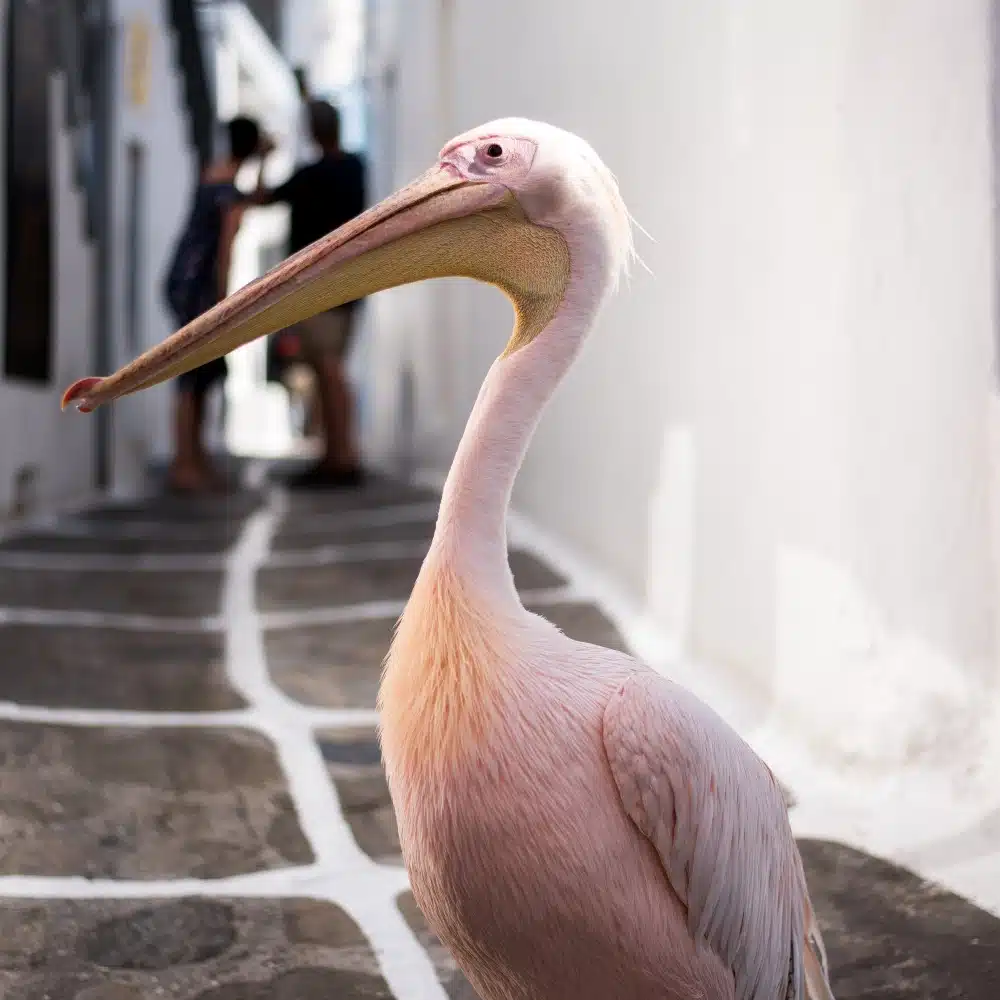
xmin=63 ymin=118 xmax=836 ymax=1000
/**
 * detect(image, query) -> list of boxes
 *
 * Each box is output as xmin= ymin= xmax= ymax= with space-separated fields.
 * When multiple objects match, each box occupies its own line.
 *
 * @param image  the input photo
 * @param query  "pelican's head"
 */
xmin=440 ymin=118 xmax=634 ymax=290
xmin=62 ymin=118 xmax=632 ymax=412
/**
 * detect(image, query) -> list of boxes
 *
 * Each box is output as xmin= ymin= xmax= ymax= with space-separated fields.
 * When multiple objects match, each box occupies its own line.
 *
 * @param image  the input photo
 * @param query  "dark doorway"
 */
xmin=125 ymin=142 xmax=146 ymax=355
xmin=4 ymin=0 xmax=54 ymax=383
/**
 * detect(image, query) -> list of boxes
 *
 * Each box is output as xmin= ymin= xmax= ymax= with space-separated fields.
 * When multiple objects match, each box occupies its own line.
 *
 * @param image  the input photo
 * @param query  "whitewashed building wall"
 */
xmin=364 ymin=0 xmax=1000 ymax=788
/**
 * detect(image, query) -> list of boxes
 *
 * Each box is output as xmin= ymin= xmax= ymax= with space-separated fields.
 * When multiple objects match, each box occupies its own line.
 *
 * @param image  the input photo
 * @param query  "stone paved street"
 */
xmin=0 ymin=464 xmax=997 ymax=997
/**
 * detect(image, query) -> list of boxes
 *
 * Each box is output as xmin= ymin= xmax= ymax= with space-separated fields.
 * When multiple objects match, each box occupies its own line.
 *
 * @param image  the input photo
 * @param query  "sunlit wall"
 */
xmin=363 ymin=0 xmax=1000 ymax=775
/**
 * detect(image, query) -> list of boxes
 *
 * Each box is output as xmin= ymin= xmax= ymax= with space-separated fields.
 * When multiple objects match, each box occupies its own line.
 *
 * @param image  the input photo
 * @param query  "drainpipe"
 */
xmin=90 ymin=0 xmax=116 ymax=491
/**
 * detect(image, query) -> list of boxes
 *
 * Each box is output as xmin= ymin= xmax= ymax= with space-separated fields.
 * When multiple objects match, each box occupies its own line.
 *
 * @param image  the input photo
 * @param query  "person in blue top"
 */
xmin=249 ymin=100 xmax=367 ymax=489
xmin=163 ymin=116 xmax=271 ymax=493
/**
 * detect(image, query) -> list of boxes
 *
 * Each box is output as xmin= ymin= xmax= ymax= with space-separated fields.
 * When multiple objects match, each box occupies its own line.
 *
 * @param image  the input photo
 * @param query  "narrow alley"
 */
xmin=0 ymin=465 xmax=995 ymax=997
xmin=4 ymin=0 xmax=1000 ymax=995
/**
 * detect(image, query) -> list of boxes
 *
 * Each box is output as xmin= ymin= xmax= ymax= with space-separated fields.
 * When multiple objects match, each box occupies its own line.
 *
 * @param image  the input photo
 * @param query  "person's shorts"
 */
xmin=168 ymin=304 xmax=228 ymax=396
xmin=291 ymin=304 xmax=358 ymax=364
xmin=175 ymin=356 xmax=228 ymax=396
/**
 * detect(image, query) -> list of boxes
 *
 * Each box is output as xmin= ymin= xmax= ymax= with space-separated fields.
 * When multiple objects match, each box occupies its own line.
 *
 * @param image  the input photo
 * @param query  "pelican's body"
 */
xmin=63 ymin=118 xmax=836 ymax=1000
xmin=384 ymin=583 xmax=734 ymax=998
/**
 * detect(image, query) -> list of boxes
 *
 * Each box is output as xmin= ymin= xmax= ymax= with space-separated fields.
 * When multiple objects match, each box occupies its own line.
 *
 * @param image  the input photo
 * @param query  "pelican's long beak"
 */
xmin=61 ymin=165 xmax=569 ymax=413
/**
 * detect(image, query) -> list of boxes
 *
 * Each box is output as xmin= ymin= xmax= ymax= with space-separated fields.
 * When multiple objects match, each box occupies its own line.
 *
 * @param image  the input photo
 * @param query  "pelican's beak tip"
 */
xmin=61 ymin=377 xmax=102 ymax=413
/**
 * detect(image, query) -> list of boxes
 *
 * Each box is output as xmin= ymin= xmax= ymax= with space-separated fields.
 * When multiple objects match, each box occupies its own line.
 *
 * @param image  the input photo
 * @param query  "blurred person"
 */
xmin=163 ymin=116 xmax=272 ymax=493
xmin=292 ymin=66 xmax=321 ymax=166
xmin=250 ymin=99 xmax=367 ymax=489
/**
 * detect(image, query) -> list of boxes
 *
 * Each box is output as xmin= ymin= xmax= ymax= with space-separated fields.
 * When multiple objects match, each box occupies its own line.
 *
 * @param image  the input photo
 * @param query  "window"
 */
xmin=125 ymin=141 xmax=146 ymax=354
xmin=4 ymin=0 xmax=54 ymax=382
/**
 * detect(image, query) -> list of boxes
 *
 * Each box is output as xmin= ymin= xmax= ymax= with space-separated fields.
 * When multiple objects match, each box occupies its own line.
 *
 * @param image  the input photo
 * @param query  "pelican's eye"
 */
xmin=476 ymin=141 xmax=510 ymax=168
xmin=447 ymin=135 xmax=538 ymax=183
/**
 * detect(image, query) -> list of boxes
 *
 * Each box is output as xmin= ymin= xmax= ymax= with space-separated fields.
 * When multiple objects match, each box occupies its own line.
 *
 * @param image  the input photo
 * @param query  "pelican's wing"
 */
xmin=603 ymin=671 xmax=834 ymax=1000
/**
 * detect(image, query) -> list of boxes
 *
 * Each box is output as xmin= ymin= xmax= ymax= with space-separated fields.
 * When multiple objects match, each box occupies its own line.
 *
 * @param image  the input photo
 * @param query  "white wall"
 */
xmin=0 ymin=0 xmax=200 ymax=511
xmin=371 ymin=0 xmax=1000 ymax=773
xmin=357 ymin=0 xmax=466 ymax=474
xmin=283 ymin=0 xmax=363 ymax=95
xmin=110 ymin=0 xmax=199 ymax=475
xmin=0 ymin=0 xmax=97 ymax=519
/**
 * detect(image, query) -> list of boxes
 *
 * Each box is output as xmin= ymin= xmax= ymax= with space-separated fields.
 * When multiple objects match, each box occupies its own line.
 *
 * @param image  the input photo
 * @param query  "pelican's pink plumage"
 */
xmin=61 ymin=116 xmax=836 ymax=1000
xmin=379 ymin=119 xmax=836 ymax=1000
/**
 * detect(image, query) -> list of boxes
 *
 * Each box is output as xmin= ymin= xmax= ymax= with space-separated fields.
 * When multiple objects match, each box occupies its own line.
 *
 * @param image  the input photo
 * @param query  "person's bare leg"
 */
xmin=286 ymin=315 xmax=363 ymax=489
xmin=167 ymin=389 xmax=212 ymax=492
xmin=192 ymin=385 xmax=229 ymax=491
xmin=315 ymin=353 xmax=360 ymax=470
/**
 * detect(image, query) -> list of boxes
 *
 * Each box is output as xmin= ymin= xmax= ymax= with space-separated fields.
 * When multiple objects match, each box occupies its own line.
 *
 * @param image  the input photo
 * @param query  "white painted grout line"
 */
xmin=0 ymin=703 xmax=380 ymax=729
xmin=23 ymin=519 xmax=241 ymax=542
xmin=344 ymin=886 xmax=451 ymax=1000
xmin=0 ymin=863 xmax=412 ymax=901
xmin=0 ymin=487 xmax=107 ymax=545
xmin=27 ymin=499 xmax=439 ymax=544
xmin=279 ymin=501 xmax=441 ymax=531
xmin=259 ymin=586 xmax=579 ymax=631
xmin=222 ymin=488 xmax=384 ymax=868
xmin=0 ymin=596 xmax=579 ymax=636
xmin=267 ymin=539 xmax=430 ymax=568
xmin=0 ymin=870 xmax=315 ymax=898
xmin=259 ymin=599 xmax=409 ymax=631
xmin=297 ymin=706 xmax=383 ymax=727
xmin=242 ymin=460 xmax=269 ymax=492
xmin=0 ymin=705 xmax=257 ymax=728
xmin=0 ymin=607 xmax=222 ymax=632
xmin=0 ymin=522 xmax=431 ymax=574
xmin=0 ymin=543 xmax=579 ymax=583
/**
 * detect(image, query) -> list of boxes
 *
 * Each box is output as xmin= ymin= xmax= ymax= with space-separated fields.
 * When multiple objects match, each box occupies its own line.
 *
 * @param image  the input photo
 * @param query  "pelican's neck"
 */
xmin=433 ymin=280 xmax=604 ymax=605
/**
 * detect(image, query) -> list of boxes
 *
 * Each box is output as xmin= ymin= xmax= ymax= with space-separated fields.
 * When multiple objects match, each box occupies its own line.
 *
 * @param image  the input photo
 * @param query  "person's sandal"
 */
xmin=285 ymin=464 xmax=366 ymax=490
xmin=165 ymin=467 xmax=214 ymax=495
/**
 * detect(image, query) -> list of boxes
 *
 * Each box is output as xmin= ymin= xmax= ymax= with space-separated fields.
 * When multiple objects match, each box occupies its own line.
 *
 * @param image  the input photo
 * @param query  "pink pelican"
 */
xmin=63 ymin=119 xmax=836 ymax=1000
